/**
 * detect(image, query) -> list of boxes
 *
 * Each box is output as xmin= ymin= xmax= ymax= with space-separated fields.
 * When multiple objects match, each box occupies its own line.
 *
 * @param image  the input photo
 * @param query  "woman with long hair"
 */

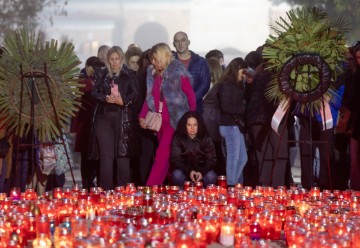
xmin=91 ymin=46 xmax=138 ymax=190
xmin=218 ymin=57 xmax=248 ymax=186
xmin=202 ymin=57 xmax=225 ymax=175
xmin=170 ymin=111 xmax=217 ymax=187
xmin=138 ymin=43 xmax=196 ymax=186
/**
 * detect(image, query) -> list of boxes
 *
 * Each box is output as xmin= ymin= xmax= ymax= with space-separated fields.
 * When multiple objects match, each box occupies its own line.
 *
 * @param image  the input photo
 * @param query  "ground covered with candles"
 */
xmin=1 ymin=183 xmax=359 ymax=247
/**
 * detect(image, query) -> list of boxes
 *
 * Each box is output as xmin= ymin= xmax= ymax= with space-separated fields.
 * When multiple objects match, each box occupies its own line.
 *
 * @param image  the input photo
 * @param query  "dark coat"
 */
xmin=71 ymin=75 xmax=97 ymax=153
xmin=170 ymin=134 xmax=216 ymax=178
xmin=349 ymin=70 xmax=360 ymax=140
xmin=202 ymin=84 xmax=221 ymax=142
xmin=175 ymin=51 xmax=210 ymax=113
xmin=218 ymin=80 xmax=246 ymax=127
xmin=90 ymin=65 xmax=139 ymax=158
xmin=245 ymin=70 xmax=276 ymax=127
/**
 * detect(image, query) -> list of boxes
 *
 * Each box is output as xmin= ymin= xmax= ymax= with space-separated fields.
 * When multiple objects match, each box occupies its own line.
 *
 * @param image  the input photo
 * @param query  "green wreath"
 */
xmin=0 ymin=29 xmax=82 ymax=142
xmin=278 ymin=53 xmax=331 ymax=103
xmin=263 ymin=7 xmax=349 ymax=114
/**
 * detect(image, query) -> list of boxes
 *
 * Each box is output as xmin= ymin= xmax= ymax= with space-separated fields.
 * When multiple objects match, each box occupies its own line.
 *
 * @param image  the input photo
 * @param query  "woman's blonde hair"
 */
xmin=150 ymin=43 xmax=173 ymax=70
xmin=106 ymin=46 xmax=125 ymax=77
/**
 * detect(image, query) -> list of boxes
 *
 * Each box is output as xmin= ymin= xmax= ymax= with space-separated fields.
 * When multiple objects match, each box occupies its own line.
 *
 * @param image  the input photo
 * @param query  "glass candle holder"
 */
xmin=71 ymin=218 xmax=89 ymax=240
xmin=32 ymin=233 xmax=52 ymax=248
xmin=219 ymin=216 xmax=235 ymax=246
xmin=24 ymin=188 xmax=37 ymax=201
xmin=9 ymin=188 xmax=21 ymax=201
xmin=53 ymin=187 xmax=63 ymax=199
xmin=217 ymin=175 xmax=227 ymax=189
xmin=54 ymin=226 xmax=72 ymax=248
xmin=310 ymin=187 xmax=321 ymax=200
xmin=35 ymin=215 xmax=50 ymax=239
xmin=201 ymin=215 xmax=220 ymax=244
xmin=249 ymin=221 xmax=261 ymax=240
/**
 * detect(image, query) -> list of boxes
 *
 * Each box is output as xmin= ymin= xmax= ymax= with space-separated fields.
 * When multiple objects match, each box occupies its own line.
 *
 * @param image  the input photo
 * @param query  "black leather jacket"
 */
xmin=89 ymin=65 xmax=139 ymax=159
xmin=170 ymin=134 xmax=216 ymax=178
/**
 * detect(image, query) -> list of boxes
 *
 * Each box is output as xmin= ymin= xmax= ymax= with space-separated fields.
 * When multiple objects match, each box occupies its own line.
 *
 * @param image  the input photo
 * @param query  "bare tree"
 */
xmin=0 ymin=0 xmax=67 ymax=41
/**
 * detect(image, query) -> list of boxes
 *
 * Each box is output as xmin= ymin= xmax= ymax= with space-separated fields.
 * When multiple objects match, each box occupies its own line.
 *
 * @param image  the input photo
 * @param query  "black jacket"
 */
xmin=349 ymin=69 xmax=360 ymax=140
xmin=245 ymin=70 xmax=276 ymax=127
xmin=170 ymin=135 xmax=216 ymax=178
xmin=218 ymin=81 xmax=246 ymax=126
xmin=202 ymin=84 xmax=221 ymax=142
xmin=90 ymin=65 xmax=139 ymax=158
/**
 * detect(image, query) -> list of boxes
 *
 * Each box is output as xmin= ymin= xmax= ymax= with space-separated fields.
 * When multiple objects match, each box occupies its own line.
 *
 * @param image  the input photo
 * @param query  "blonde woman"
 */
xmin=91 ymin=46 xmax=138 ymax=190
xmin=138 ymin=43 xmax=196 ymax=186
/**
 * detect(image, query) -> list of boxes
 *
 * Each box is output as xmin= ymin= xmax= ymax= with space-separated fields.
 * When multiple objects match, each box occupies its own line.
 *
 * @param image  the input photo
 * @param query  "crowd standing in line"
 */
xmin=0 ymin=33 xmax=359 ymax=194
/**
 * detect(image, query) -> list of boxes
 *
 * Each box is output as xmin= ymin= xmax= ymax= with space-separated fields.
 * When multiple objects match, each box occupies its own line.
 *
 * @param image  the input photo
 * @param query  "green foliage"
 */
xmin=263 ymin=7 xmax=347 ymax=114
xmin=0 ymin=29 xmax=82 ymax=142
xmin=269 ymin=0 xmax=357 ymax=43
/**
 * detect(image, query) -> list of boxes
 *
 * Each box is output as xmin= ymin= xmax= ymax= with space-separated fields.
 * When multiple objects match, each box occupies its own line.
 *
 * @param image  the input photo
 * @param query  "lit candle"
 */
xmin=310 ymin=187 xmax=321 ymax=200
xmin=86 ymin=206 xmax=96 ymax=221
xmin=249 ymin=221 xmax=261 ymax=240
xmin=219 ymin=217 xmax=235 ymax=246
xmin=32 ymin=233 xmax=52 ymax=248
xmin=217 ymin=175 xmax=227 ymax=189
xmin=9 ymin=187 xmax=21 ymax=201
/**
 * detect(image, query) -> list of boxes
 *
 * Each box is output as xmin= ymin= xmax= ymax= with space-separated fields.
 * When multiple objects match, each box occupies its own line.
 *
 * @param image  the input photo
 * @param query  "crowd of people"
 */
xmin=0 ymin=31 xmax=359 ymax=193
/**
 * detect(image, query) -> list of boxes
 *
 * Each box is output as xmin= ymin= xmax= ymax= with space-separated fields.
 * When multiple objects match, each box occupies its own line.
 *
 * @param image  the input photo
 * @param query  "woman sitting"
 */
xmin=170 ymin=111 xmax=217 ymax=187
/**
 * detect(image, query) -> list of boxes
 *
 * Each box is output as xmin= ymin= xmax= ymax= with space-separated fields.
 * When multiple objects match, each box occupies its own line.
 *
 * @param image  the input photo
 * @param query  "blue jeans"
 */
xmin=220 ymin=125 xmax=248 ymax=185
xmin=172 ymin=169 xmax=217 ymax=187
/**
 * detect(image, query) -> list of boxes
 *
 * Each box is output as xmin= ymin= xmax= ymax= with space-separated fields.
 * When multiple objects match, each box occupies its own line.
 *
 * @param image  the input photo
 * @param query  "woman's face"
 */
xmin=108 ymin=52 xmax=122 ymax=73
xmin=186 ymin=117 xmax=198 ymax=139
xmin=237 ymin=68 xmax=245 ymax=82
xmin=85 ymin=65 xmax=94 ymax=77
xmin=128 ymin=55 xmax=140 ymax=71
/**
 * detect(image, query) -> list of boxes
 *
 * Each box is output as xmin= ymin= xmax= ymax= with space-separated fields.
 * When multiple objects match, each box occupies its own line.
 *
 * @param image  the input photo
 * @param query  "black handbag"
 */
xmin=0 ymin=136 xmax=10 ymax=158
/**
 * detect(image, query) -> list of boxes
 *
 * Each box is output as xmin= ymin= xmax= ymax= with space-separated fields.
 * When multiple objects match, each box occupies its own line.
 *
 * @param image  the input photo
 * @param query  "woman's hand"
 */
xmin=139 ymin=118 xmax=147 ymax=129
xmin=190 ymin=170 xmax=203 ymax=183
xmin=106 ymin=94 xmax=123 ymax=105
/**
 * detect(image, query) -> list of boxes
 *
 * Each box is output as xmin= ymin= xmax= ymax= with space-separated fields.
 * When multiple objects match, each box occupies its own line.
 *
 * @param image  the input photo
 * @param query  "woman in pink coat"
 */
xmin=138 ymin=43 xmax=196 ymax=186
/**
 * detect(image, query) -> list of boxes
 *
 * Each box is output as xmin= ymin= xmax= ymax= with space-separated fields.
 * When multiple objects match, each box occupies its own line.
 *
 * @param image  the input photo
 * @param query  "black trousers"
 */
xmin=333 ymin=133 xmax=350 ymax=190
xmin=298 ymin=117 xmax=333 ymax=190
xmin=80 ymin=152 xmax=99 ymax=191
xmin=95 ymin=112 xmax=131 ymax=190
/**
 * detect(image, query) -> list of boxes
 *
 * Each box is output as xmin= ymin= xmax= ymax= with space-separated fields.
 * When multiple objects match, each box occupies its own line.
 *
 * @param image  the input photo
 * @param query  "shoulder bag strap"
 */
xmin=159 ymin=80 xmax=164 ymax=113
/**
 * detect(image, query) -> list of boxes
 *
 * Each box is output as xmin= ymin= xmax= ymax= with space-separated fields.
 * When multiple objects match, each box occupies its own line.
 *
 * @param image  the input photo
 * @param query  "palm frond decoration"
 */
xmin=263 ymin=7 xmax=349 ymax=115
xmin=0 ymin=29 xmax=82 ymax=142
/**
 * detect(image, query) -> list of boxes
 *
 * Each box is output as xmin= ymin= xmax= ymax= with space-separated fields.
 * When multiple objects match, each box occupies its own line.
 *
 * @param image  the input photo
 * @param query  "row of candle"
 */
xmin=0 ymin=179 xmax=359 ymax=247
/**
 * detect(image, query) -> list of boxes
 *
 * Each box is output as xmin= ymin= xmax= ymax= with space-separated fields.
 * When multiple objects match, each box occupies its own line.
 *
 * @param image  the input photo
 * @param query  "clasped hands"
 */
xmin=106 ymin=94 xmax=123 ymax=106
xmin=190 ymin=170 xmax=203 ymax=183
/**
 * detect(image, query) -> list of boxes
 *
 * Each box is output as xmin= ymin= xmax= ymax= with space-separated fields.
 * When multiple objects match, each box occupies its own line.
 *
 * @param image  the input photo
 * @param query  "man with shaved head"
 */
xmin=173 ymin=31 xmax=210 ymax=113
